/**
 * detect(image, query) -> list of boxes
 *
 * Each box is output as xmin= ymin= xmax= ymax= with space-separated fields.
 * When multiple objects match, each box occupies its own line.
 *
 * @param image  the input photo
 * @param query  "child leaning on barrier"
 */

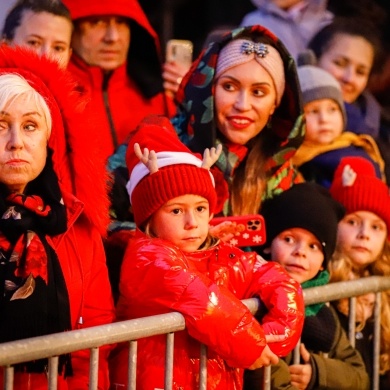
xmin=329 ymin=156 xmax=390 ymax=388
xmin=108 ymin=116 xmax=305 ymax=390
xmin=244 ymin=182 xmax=370 ymax=390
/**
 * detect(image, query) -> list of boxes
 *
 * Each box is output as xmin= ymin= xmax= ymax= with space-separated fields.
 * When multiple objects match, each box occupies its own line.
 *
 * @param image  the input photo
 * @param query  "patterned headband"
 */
xmin=215 ymin=39 xmax=285 ymax=106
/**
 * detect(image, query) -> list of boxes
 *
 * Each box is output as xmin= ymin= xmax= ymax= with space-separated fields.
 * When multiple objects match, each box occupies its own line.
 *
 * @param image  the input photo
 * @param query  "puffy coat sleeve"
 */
xmin=119 ymin=238 xmax=267 ymax=368
xmin=244 ymin=257 xmax=305 ymax=357
xmin=59 ymin=223 xmax=115 ymax=390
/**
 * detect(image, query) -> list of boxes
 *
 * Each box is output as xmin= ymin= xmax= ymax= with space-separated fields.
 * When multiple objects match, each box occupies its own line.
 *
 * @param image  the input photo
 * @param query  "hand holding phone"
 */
xmin=209 ymin=214 xmax=266 ymax=247
xmin=164 ymin=39 xmax=193 ymax=97
xmin=165 ymin=39 xmax=193 ymax=67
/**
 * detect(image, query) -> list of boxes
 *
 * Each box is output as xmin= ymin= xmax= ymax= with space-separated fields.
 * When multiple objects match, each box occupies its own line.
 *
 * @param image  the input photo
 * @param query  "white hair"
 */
xmin=0 ymin=73 xmax=52 ymax=137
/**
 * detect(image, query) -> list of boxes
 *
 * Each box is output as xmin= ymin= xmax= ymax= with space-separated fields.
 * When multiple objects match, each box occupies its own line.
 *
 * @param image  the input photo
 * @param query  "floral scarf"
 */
xmin=0 ymin=161 xmax=72 ymax=375
xmin=172 ymin=25 xmax=305 ymax=214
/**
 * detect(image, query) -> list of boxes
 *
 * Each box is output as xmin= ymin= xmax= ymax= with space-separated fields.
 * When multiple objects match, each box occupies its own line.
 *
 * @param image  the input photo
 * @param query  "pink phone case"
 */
xmin=209 ymin=214 xmax=266 ymax=247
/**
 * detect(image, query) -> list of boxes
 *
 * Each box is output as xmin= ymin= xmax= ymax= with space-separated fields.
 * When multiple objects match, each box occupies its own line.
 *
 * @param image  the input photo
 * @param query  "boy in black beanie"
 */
xmin=244 ymin=182 xmax=370 ymax=390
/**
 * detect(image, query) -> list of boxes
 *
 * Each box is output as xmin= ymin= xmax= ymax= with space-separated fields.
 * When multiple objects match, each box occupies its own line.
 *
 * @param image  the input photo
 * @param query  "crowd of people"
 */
xmin=0 ymin=0 xmax=389 ymax=389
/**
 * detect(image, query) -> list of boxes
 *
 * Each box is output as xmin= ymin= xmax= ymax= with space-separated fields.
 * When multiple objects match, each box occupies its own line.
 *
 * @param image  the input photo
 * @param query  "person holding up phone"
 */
xmin=163 ymin=39 xmax=193 ymax=98
xmin=109 ymin=116 xmax=304 ymax=389
xmin=62 ymin=0 xmax=189 ymax=160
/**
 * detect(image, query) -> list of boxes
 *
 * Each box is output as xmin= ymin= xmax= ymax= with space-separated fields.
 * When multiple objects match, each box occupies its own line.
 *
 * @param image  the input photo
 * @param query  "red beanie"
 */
xmin=126 ymin=116 xmax=217 ymax=227
xmin=330 ymin=157 xmax=390 ymax=237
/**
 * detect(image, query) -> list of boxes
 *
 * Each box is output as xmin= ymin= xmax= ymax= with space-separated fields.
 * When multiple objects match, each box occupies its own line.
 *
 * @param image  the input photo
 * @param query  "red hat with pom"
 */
xmin=330 ymin=157 xmax=390 ymax=236
xmin=126 ymin=116 xmax=218 ymax=227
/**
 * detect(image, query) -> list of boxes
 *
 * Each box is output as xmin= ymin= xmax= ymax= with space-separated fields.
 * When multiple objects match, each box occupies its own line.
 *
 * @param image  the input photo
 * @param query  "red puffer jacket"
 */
xmin=110 ymin=232 xmax=304 ymax=389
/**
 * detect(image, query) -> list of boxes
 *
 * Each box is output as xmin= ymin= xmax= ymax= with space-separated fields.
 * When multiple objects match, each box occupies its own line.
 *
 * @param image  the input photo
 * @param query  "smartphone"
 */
xmin=209 ymin=214 xmax=266 ymax=247
xmin=165 ymin=39 xmax=193 ymax=67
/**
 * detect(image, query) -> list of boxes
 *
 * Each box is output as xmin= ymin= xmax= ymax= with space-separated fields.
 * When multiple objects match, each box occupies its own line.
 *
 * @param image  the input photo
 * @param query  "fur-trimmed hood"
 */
xmin=0 ymin=45 xmax=110 ymax=235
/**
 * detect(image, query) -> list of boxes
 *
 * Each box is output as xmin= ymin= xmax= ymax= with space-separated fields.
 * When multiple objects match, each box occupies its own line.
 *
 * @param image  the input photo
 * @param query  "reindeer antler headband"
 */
xmin=126 ymin=140 xmax=222 ymax=227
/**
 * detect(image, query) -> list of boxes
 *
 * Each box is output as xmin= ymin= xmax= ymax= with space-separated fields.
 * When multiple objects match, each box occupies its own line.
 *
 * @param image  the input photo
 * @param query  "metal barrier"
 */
xmin=1 ymin=276 xmax=390 ymax=390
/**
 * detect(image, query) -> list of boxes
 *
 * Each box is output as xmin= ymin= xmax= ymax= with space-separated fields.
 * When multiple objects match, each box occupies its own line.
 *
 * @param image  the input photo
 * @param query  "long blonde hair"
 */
xmin=230 ymin=127 xmax=279 ymax=215
xmin=329 ymin=240 xmax=390 ymax=373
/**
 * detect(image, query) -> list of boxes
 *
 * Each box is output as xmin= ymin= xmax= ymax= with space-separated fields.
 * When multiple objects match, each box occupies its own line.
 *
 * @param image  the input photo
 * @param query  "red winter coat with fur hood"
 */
xmin=110 ymin=231 xmax=304 ymax=389
xmin=0 ymin=46 xmax=115 ymax=389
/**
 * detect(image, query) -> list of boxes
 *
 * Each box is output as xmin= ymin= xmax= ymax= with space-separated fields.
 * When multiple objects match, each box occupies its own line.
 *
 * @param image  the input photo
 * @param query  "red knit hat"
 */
xmin=126 ymin=116 xmax=218 ymax=227
xmin=330 ymin=157 xmax=390 ymax=237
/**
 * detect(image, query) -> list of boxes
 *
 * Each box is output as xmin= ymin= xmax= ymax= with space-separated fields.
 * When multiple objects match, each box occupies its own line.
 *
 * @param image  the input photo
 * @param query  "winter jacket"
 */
xmin=292 ymin=132 xmax=386 ymax=188
xmin=109 ymin=231 xmax=304 ymax=389
xmin=172 ymin=25 xmax=306 ymax=215
xmin=0 ymin=192 xmax=116 ymax=390
xmin=0 ymin=46 xmax=115 ymax=389
xmin=336 ymin=307 xmax=390 ymax=390
xmin=64 ymin=0 xmax=176 ymax=160
xmin=240 ymin=0 xmax=333 ymax=59
xmin=244 ymin=305 xmax=369 ymax=390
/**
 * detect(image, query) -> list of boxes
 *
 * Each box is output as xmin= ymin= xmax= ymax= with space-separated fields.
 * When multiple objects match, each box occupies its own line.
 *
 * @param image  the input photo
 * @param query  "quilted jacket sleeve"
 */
xmin=245 ymin=258 xmax=305 ymax=357
xmin=119 ymin=237 xmax=268 ymax=368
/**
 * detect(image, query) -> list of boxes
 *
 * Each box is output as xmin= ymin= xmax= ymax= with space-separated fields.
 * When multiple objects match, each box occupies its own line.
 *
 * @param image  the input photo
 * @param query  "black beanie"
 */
xmin=260 ymin=183 xmax=345 ymax=267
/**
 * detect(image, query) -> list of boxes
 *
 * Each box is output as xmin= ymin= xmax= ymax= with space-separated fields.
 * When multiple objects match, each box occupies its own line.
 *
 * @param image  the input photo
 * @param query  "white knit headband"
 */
xmin=215 ymin=39 xmax=285 ymax=106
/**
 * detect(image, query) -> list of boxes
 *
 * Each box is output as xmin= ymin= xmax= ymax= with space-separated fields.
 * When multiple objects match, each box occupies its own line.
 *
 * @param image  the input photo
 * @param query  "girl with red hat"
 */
xmin=329 ymin=156 xmax=390 ymax=388
xmin=109 ymin=116 xmax=305 ymax=389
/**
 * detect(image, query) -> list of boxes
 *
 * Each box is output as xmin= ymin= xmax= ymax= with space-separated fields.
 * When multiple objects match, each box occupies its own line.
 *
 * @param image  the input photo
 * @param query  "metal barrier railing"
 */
xmin=1 ymin=276 xmax=390 ymax=390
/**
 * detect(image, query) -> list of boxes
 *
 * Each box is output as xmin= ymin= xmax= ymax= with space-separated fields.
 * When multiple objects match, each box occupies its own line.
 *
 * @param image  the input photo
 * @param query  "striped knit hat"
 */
xmin=126 ymin=116 xmax=217 ymax=227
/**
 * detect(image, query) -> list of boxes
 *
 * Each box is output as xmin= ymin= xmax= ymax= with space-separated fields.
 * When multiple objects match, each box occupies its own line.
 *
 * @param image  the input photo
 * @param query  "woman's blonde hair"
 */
xmin=329 ymin=240 xmax=390 ymax=373
xmin=230 ymin=126 xmax=280 ymax=215
xmin=0 ymin=73 xmax=52 ymax=137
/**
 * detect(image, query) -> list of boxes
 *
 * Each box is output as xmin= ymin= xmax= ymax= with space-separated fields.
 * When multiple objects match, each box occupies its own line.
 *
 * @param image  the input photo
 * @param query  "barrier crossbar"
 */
xmin=1 ymin=276 xmax=390 ymax=390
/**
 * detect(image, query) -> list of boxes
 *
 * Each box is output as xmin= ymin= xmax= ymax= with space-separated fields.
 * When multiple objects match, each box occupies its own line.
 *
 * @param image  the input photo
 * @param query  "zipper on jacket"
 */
xmin=102 ymin=72 xmax=119 ymax=151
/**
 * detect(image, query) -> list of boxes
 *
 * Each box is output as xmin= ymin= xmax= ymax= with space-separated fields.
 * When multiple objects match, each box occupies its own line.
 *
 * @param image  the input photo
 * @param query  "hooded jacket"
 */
xmin=63 ymin=0 xmax=176 ymax=159
xmin=110 ymin=231 xmax=304 ymax=389
xmin=172 ymin=25 xmax=305 ymax=214
xmin=240 ymin=0 xmax=333 ymax=59
xmin=0 ymin=46 xmax=115 ymax=389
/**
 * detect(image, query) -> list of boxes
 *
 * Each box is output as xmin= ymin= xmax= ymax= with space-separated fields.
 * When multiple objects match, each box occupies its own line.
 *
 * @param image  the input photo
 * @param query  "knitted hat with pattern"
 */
xmin=126 ymin=116 xmax=217 ymax=227
xmin=297 ymin=50 xmax=346 ymax=129
xmin=261 ymin=182 xmax=345 ymax=267
xmin=330 ymin=157 xmax=390 ymax=237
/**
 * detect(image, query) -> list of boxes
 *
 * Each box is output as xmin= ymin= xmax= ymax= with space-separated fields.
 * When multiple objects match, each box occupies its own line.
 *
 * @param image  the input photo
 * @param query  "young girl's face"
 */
xmin=149 ymin=194 xmax=212 ymax=252
xmin=268 ymin=227 xmax=324 ymax=284
xmin=337 ymin=210 xmax=387 ymax=268
xmin=214 ymin=60 xmax=277 ymax=146
xmin=317 ymin=33 xmax=374 ymax=103
xmin=304 ymin=98 xmax=344 ymax=145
